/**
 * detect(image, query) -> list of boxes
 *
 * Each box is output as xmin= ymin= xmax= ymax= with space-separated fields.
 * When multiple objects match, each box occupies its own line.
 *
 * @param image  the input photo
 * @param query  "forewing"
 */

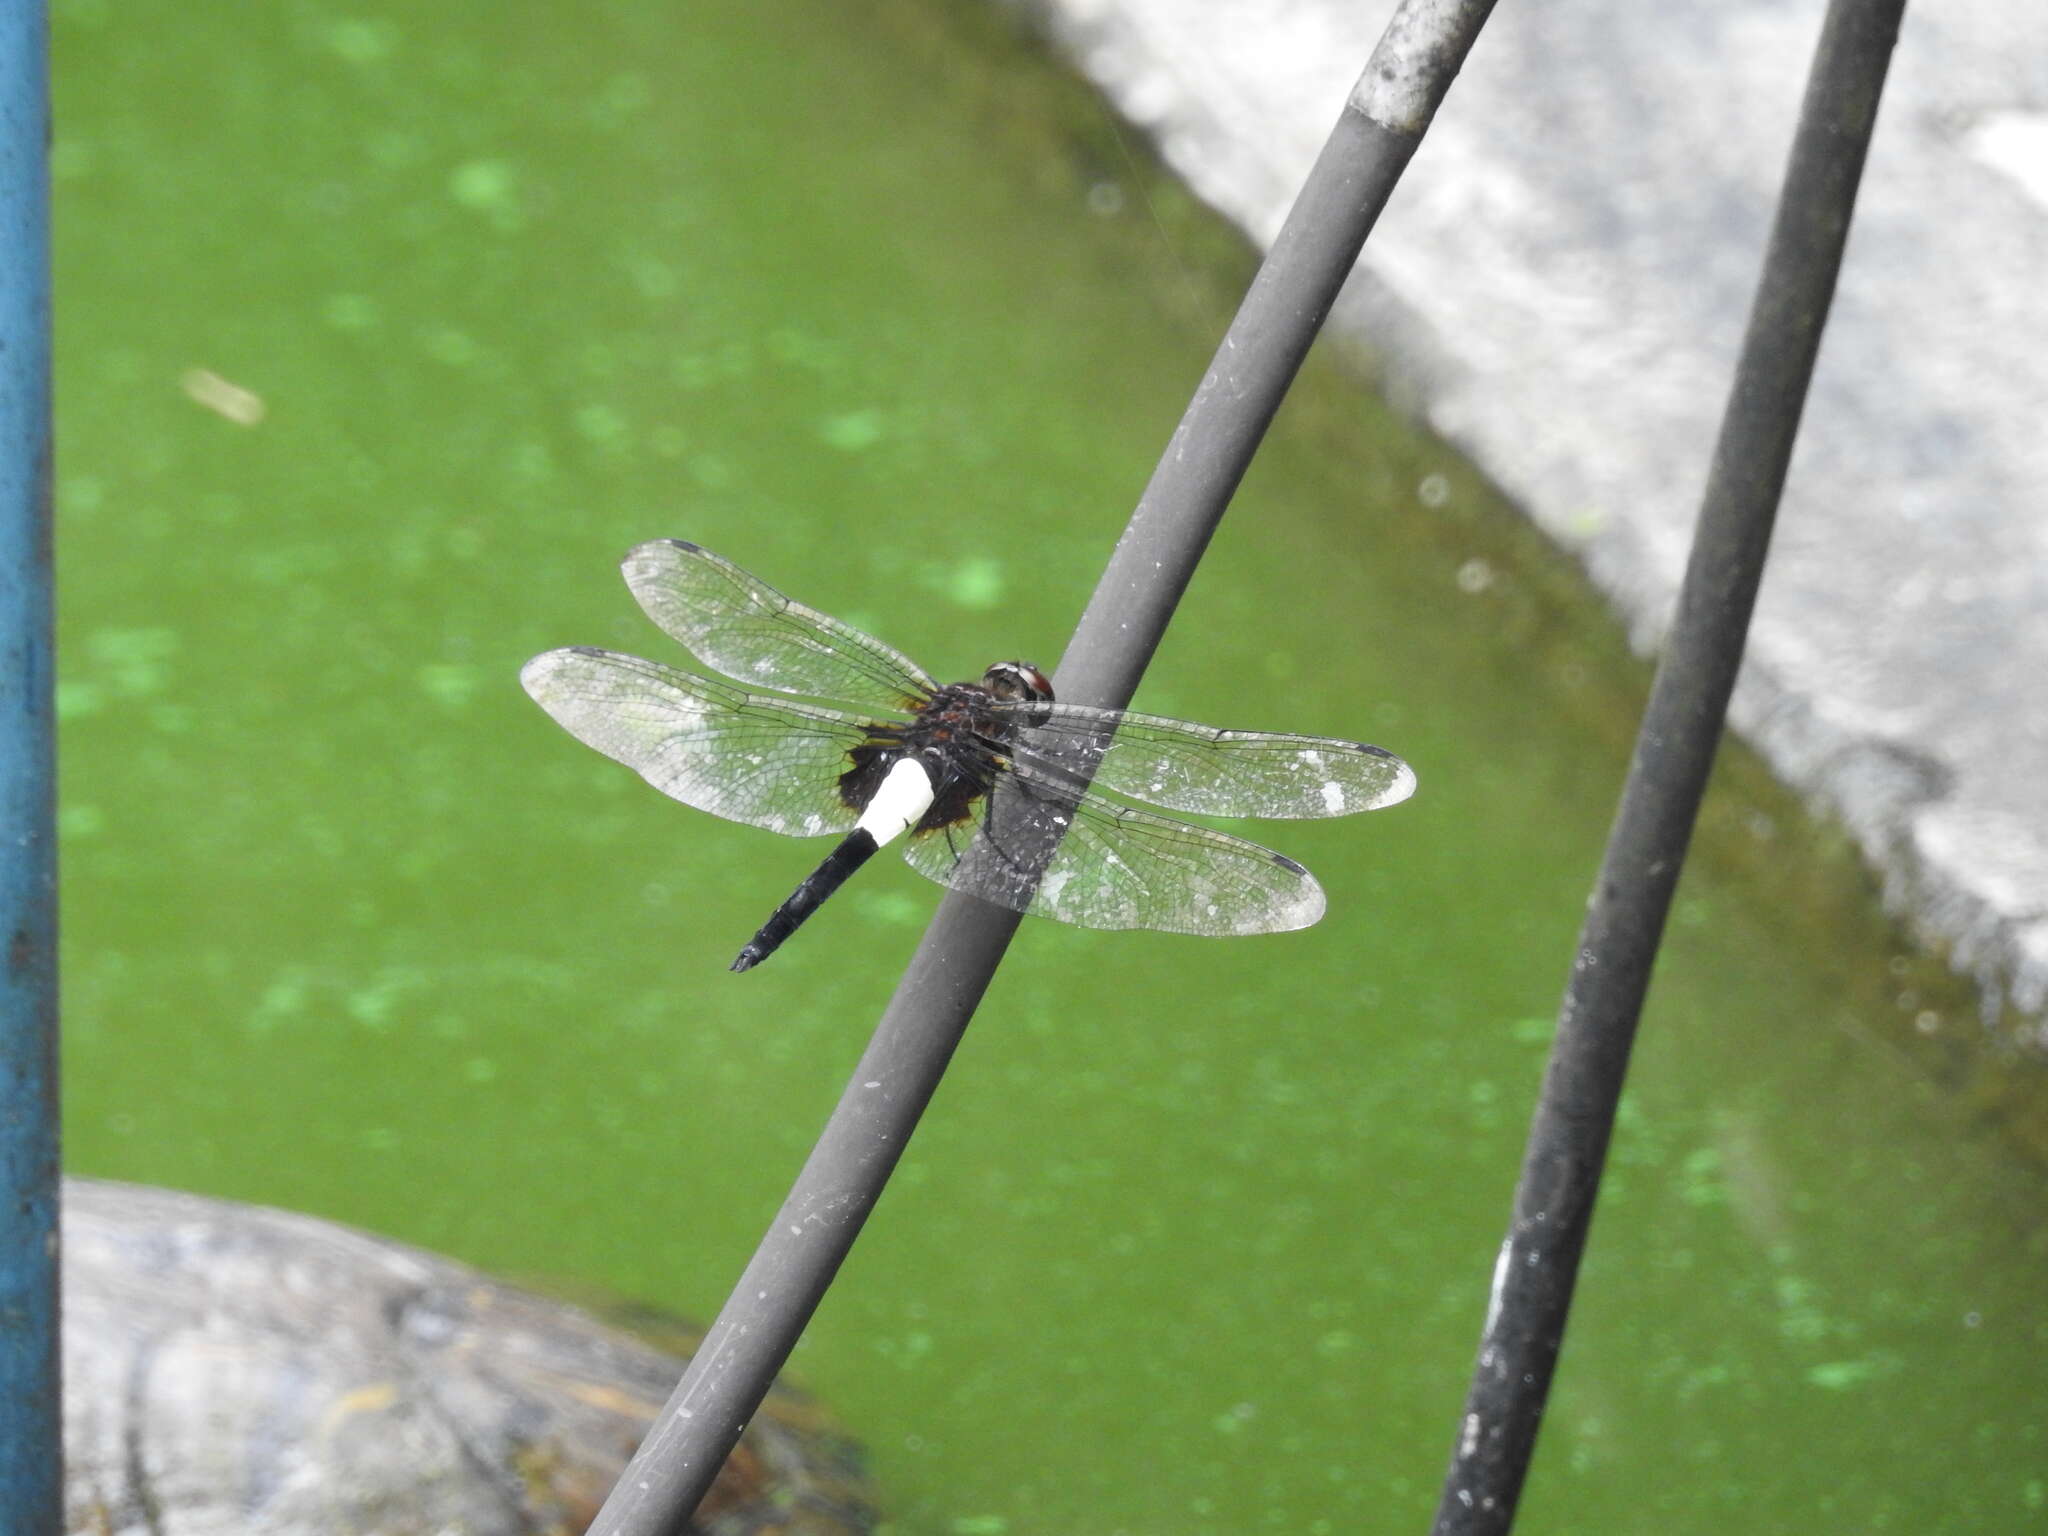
xmin=621 ymin=540 xmax=938 ymax=709
xmin=991 ymin=701 xmax=1415 ymax=819
xmin=521 ymin=647 xmax=871 ymax=838
xmin=897 ymin=777 xmax=1325 ymax=935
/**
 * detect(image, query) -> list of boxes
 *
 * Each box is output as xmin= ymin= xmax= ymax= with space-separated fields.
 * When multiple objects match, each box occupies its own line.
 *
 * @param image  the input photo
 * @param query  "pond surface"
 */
xmin=54 ymin=1 xmax=2045 ymax=1531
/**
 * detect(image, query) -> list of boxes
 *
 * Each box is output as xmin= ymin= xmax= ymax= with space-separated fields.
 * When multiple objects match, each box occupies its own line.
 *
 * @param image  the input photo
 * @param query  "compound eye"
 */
xmin=984 ymin=661 xmax=1054 ymax=706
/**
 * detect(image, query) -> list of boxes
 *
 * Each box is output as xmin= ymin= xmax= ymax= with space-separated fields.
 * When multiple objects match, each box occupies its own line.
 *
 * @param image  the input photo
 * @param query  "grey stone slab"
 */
xmin=1016 ymin=0 xmax=2048 ymax=1022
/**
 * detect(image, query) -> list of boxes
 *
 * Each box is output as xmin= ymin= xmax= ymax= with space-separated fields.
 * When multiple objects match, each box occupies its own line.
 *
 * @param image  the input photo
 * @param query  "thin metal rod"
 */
xmin=1429 ymin=3 xmax=1907 ymax=1531
xmin=587 ymin=6 xmax=1499 ymax=1533
xmin=0 ymin=3 xmax=59 ymax=1531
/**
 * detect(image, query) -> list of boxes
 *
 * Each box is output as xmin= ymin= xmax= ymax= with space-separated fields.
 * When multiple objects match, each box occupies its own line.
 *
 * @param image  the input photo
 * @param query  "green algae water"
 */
xmin=55 ymin=1 xmax=2045 ymax=1531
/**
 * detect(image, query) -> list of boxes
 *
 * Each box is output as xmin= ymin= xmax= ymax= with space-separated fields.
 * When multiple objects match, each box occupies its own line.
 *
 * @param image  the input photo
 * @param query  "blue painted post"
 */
xmin=0 ymin=2 xmax=58 ymax=1532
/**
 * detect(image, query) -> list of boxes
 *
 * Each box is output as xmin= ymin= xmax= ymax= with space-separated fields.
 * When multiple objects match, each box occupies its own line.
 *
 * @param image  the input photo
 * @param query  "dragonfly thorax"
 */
xmin=837 ymin=678 xmax=1018 ymax=837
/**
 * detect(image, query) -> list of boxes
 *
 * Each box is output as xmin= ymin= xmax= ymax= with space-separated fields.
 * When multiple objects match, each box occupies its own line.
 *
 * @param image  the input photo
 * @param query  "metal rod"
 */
xmin=1428 ymin=2 xmax=1908 ymax=1531
xmin=586 ymin=5 xmax=1499 ymax=1533
xmin=0 ymin=3 xmax=59 ymax=1531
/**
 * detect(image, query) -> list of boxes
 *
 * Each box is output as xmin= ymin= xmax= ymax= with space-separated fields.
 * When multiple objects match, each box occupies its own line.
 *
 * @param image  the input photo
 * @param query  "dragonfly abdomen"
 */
xmin=733 ymin=758 xmax=939 ymax=972
xmin=730 ymin=834 xmax=882 ymax=973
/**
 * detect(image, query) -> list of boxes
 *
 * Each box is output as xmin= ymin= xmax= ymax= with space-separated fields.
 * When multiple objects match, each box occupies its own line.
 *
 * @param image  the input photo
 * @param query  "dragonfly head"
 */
xmin=982 ymin=661 xmax=1055 ymax=726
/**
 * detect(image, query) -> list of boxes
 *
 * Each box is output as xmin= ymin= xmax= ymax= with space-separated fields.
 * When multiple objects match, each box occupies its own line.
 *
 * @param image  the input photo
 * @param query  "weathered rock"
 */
xmin=63 ymin=1178 xmax=876 ymax=1536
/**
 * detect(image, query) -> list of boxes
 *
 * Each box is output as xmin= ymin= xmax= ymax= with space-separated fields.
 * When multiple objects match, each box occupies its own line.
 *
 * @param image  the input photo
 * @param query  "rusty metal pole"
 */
xmin=586 ymin=5 xmax=1500 ymax=1533
xmin=1429 ymin=2 xmax=1909 ymax=1530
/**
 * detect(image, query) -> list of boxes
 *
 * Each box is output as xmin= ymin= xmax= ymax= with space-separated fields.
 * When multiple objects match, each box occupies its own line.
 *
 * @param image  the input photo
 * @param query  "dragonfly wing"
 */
xmin=991 ymin=701 xmax=1415 ymax=819
xmin=521 ymin=647 xmax=873 ymax=837
xmin=897 ymin=776 xmax=1325 ymax=935
xmin=621 ymin=540 xmax=939 ymax=710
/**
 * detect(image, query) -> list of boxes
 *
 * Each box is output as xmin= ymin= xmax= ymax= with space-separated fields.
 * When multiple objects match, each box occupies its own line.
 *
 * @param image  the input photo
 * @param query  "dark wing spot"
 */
xmin=839 ymin=740 xmax=900 ymax=812
xmin=914 ymin=783 xmax=985 ymax=834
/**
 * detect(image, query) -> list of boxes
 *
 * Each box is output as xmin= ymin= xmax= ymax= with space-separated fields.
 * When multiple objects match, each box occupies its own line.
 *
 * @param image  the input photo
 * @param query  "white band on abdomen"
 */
xmin=854 ymin=756 xmax=937 ymax=849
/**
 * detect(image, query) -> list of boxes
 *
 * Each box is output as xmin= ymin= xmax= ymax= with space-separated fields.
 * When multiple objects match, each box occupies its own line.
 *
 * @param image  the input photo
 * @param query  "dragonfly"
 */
xmin=521 ymin=541 xmax=1416 ymax=972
